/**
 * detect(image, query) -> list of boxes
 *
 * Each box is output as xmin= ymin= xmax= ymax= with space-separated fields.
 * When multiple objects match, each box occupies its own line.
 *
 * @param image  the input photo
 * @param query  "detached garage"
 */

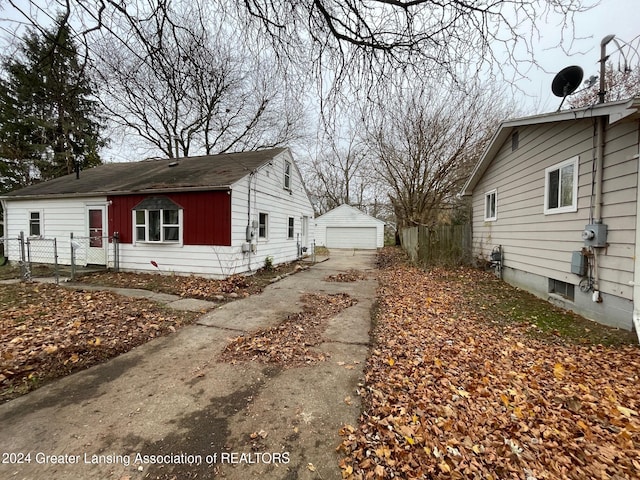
xmin=314 ymin=204 xmax=385 ymax=249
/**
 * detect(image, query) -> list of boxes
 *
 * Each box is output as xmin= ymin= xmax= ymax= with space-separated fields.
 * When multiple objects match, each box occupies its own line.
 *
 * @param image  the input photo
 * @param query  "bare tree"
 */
xmin=568 ymin=62 xmax=640 ymax=108
xmin=369 ymin=85 xmax=511 ymax=228
xmin=303 ymin=120 xmax=371 ymax=215
xmin=90 ymin=1 xmax=304 ymax=158
xmin=231 ymin=0 xmax=592 ymax=104
xmin=3 ymin=1 xmax=592 ymax=109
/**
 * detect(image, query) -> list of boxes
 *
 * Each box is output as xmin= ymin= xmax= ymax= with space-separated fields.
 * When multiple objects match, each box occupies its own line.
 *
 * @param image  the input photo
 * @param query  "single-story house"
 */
xmin=314 ymin=204 xmax=385 ymax=249
xmin=0 ymin=147 xmax=314 ymax=278
xmin=461 ymin=97 xmax=640 ymax=331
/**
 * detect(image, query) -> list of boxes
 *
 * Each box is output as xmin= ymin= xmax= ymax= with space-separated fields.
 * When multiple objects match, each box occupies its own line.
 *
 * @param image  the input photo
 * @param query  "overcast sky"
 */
xmin=516 ymin=0 xmax=639 ymax=113
xmin=0 ymin=0 xmax=638 ymax=161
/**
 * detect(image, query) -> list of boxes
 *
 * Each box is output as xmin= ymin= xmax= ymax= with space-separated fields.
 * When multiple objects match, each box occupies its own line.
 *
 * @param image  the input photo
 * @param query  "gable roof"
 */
xmin=316 ymin=204 xmax=386 ymax=225
xmin=461 ymin=97 xmax=640 ymax=197
xmin=2 ymin=147 xmax=288 ymax=199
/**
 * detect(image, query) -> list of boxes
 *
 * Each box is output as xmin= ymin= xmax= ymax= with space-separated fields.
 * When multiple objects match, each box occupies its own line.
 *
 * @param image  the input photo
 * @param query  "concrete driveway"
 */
xmin=0 ymin=250 xmax=377 ymax=480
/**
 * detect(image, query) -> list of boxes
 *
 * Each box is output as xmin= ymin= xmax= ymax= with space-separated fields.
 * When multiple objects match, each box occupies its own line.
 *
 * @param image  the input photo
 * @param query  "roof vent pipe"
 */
xmin=598 ymin=35 xmax=616 ymax=104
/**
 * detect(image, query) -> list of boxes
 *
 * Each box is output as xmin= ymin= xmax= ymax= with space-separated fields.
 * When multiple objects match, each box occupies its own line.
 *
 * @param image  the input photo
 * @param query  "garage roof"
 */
xmin=316 ymin=204 xmax=386 ymax=225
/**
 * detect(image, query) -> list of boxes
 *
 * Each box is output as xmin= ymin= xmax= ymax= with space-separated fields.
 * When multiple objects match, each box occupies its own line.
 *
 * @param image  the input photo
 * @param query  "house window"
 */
xmin=548 ymin=278 xmax=575 ymax=301
xmin=544 ymin=156 xmax=578 ymax=214
xmin=284 ymin=161 xmax=291 ymax=190
xmin=258 ymin=213 xmax=268 ymax=239
xmin=287 ymin=217 xmax=294 ymax=239
xmin=511 ymin=131 xmax=519 ymax=151
xmin=29 ymin=211 xmax=41 ymax=236
xmin=484 ymin=189 xmax=497 ymax=221
xmin=133 ymin=196 xmax=182 ymax=243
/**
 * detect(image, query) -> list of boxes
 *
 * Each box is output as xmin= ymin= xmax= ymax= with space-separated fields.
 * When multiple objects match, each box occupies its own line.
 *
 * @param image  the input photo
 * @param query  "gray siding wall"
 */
xmin=471 ymin=117 xmax=639 ymax=326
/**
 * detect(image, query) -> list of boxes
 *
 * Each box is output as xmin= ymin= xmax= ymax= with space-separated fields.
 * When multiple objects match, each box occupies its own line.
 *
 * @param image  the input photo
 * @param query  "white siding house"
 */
xmin=462 ymin=97 xmax=640 ymax=331
xmin=314 ymin=204 xmax=385 ymax=249
xmin=1 ymin=148 xmax=314 ymax=278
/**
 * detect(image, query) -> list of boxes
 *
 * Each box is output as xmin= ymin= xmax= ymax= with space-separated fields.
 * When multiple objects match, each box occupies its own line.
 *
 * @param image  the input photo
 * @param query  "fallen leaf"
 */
xmin=553 ymin=362 xmax=565 ymax=380
xmin=616 ymin=405 xmax=638 ymax=417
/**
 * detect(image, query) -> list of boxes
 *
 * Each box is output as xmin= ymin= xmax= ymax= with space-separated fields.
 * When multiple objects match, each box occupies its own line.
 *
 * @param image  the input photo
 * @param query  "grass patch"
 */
xmin=0 ymin=263 xmax=62 ymax=281
xmin=435 ymin=266 xmax=637 ymax=346
xmin=0 ymin=263 xmax=21 ymax=281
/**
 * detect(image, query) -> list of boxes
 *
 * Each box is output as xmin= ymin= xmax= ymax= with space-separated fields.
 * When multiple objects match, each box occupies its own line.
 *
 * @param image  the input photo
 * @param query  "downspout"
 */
xmin=247 ymin=171 xmax=254 ymax=272
xmin=0 ymin=199 xmax=7 ymax=264
xmin=633 ymin=137 xmax=640 ymax=342
xmin=0 ymin=198 xmax=7 ymax=241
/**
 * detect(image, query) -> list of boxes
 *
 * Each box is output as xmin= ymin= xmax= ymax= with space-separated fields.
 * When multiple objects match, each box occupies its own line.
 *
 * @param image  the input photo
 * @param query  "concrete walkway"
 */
xmin=0 ymin=250 xmax=377 ymax=480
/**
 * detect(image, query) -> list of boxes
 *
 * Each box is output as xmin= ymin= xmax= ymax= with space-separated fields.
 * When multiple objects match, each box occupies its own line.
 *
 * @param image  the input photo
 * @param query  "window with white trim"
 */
xmin=29 ymin=211 xmax=42 ymax=236
xmin=133 ymin=197 xmax=182 ymax=243
xmin=284 ymin=161 xmax=292 ymax=190
xmin=258 ymin=212 xmax=268 ymax=239
xmin=544 ymin=156 xmax=578 ymax=214
xmin=484 ymin=189 xmax=497 ymax=221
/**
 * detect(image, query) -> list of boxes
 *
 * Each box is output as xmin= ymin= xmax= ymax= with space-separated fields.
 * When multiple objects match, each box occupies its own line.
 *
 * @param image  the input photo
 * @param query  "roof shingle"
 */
xmin=3 ymin=148 xmax=287 ymax=198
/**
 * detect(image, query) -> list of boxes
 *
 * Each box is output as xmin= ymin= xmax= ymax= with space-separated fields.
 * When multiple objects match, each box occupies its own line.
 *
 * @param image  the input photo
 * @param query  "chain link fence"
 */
xmin=0 ymin=232 xmax=59 ymax=282
xmin=69 ymin=233 xmax=120 ymax=280
xmin=1 ymin=232 xmax=119 ymax=282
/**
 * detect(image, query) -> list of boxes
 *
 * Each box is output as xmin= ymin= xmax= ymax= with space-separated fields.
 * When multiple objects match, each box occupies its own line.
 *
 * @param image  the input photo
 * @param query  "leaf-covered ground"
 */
xmin=325 ymin=270 xmax=369 ymax=283
xmin=78 ymin=271 xmax=253 ymax=300
xmin=77 ymin=262 xmax=305 ymax=301
xmin=339 ymin=249 xmax=640 ymax=479
xmin=0 ymin=283 xmax=197 ymax=402
xmin=220 ymin=292 xmax=356 ymax=367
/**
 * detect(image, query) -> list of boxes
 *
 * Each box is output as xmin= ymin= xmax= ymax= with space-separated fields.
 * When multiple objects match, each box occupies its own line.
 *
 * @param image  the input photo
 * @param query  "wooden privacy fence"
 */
xmin=401 ymin=224 xmax=472 ymax=266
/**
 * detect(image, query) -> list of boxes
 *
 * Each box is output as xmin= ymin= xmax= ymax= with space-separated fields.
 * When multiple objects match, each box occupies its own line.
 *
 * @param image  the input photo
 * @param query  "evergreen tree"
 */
xmin=0 ymin=15 xmax=105 ymax=193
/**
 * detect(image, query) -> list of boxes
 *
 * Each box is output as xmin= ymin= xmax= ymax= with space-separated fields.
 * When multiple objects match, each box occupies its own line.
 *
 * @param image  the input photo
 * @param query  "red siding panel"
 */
xmin=108 ymin=191 xmax=231 ymax=246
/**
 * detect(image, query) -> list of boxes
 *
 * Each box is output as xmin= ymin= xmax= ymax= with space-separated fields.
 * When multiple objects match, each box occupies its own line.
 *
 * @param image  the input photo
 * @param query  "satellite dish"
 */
xmin=552 ymin=65 xmax=584 ymax=110
xmin=552 ymin=66 xmax=584 ymax=97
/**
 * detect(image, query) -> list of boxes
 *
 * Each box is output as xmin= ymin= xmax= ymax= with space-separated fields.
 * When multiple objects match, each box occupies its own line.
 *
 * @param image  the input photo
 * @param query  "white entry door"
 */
xmin=87 ymin=206 xmax=107 ymax=265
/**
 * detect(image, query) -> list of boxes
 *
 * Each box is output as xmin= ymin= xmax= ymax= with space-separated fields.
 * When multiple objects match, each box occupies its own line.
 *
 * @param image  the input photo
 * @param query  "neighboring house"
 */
xmin=314 ymin=204 xmax=385 ymax=249
xmin=0 ymin=147 xmax=314 ymax=278
xmin=462 ymin=97 xmax=640 ymax=331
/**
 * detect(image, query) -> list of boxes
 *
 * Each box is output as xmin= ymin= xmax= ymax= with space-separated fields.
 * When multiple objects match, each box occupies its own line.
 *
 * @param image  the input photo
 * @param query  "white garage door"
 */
xmin=326 ymin=227 xmax=377 ymax=249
